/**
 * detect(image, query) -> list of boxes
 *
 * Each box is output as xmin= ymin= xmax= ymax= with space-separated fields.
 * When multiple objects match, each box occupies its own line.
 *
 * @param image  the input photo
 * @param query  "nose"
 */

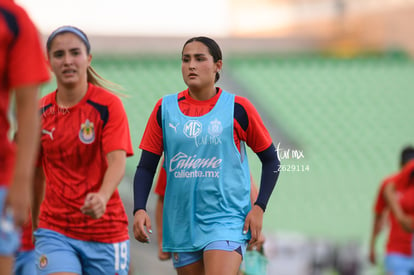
xmin=63 ymin=53 xmax=72 ymax=65
xmin=188 ymin=59 xmax=196 ymax=70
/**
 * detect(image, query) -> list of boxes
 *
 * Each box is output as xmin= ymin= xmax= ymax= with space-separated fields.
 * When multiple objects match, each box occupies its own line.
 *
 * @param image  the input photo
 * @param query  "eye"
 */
xmin=53 ymin=51 xmax=64 ymax=58
xmin=182 ymin=57 xmax=189 ymax=63
xmin=71 ymin=50 xmax=81 ymax=56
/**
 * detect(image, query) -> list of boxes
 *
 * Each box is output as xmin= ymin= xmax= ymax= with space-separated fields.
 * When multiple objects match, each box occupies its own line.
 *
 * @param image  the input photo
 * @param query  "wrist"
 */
xmin=254 ymin=201 xmax=266 ymax=212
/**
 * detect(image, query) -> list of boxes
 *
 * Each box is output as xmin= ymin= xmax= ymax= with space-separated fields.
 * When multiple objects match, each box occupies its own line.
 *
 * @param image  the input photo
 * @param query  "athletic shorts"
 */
xmin=14 ymin=250 xmax=35 ymax=275
xmin=171 ymin=240 xmax=247 ymax=268
xmin=0 ymin=186 xmax=21 ymax=256
xmin=34 ymin=228 xmax=130 ymax=275
xmin=385 ymin=253 xmax=414 ymax=275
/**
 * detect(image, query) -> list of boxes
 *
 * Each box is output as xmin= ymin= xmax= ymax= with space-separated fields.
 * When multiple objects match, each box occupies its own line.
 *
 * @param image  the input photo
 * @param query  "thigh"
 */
xmin=0 ymin=187 xmax=20 ymax=256
xmin=34 ymin=229 xmax=82 ymax=275
xmin=14 ymin=250 xmax=36 ymax=275
xmin=203 ymin=250 xmax=242 ymax=275
xmin=203 ymin=241 xmax=246 ymax=275
xmin=79 ymin=239 xmax=130 ymax=275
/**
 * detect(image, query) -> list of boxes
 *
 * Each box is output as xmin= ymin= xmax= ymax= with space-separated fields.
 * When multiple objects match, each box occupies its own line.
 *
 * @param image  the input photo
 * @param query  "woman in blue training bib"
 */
xmin=133 ymin=36 xmax=280 ymax=275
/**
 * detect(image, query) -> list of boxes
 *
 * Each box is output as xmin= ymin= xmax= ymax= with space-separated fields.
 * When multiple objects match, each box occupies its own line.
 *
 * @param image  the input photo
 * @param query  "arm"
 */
xmin=5 ymin=85 xmax=41 ymax=227
xmin=80 ymin=150 xmax=126 ymax=219
xmin=243 ymin=144 xmax=280 ymax=246
xmin=248 ymin=178 xmax=266 ymax=253
xmin=32 ymin=166 xmax=45 ymax=231
xmin=383 ymin=183 xmax=413 ymax=231
xmin=155 ymin=195 xmax=171 ymax=260
xmin=133 ymin=150 xmax=161 ymax=243
xmin=368 ymin=210 xmax=387 ymax=264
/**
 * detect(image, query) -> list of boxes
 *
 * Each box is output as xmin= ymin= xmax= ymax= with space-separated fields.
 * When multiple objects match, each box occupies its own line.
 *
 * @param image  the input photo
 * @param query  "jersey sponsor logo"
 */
xmin=79 ymin=119 xmax=95 ymax=144
xmin=183 ymin=120 xmax=202 ymax=138
xmin=169 ymin=152 xmax=221 ymax=178
xmin=208 ymin=118 xmax=223 ymax=137
xmin=42 ymin=128 xmax=55 ymax=140
xmin=39 ymin=255 xmax=48 ymax=269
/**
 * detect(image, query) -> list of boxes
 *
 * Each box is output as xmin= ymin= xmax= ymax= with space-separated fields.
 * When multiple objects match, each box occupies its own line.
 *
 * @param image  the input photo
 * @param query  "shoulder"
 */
xmin=39 ymin=92 xmax=55 ymax=107
xmin=234 ymin=95 xmax=256 ymax=110
xmin=88 ymin=84 xmax=124 ymax=107
xmin=0 ymin=2 xmax=35 ymax=33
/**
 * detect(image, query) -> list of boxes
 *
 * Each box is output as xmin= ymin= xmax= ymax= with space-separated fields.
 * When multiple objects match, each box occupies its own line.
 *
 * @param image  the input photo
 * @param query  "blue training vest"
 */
xmin=161 ymin=90 xmax=251 ymax=252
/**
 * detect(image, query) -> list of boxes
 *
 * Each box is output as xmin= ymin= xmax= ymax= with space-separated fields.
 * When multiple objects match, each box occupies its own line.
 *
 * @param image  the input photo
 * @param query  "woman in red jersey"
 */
xmin=369 ymin=147 xmax=414 ymax=274
xmin=133 ymin=36 xmax=280 ymax=275
xmin=32 ymin=26 xmax=133 ymax=275
xmin=0 ymin=1 xmax=50 ymax=274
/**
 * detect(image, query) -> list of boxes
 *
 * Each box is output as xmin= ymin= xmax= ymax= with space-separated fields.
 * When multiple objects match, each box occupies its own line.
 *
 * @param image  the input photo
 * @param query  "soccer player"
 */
xmin=369 ymin=147 xmax=414 ymax=274
xmin=133 ymin=36 xmax=280 ymax=275
xmin=32 ymin=26 xmax=133 ymax=275
xmin=0 ymin=1 xmax=50 ymax=274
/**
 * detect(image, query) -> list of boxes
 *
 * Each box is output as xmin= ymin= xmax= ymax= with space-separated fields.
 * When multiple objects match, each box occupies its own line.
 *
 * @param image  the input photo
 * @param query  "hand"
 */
xmin=158 ymin=243 xmax=171 ymax=261
xmin=247 ymin=231 xmax=266 ymax=253
xmin=133 ymin=209 xmax=152 ymax=243
xmin=80 ymin=192 xmax=107 ymax=219
xmin=243 ymin=205 xmax=264 ymax=247
xmin=4 ymin=181 xmax=31 ymax=228
xmin=368 ymin=247 xmax=376 ymax=265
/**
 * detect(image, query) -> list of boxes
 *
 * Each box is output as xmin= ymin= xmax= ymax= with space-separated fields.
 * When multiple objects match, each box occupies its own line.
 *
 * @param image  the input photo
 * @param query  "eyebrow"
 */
xmin=182 ymin=53 xmax=207 ymax=58
xmin=52 ymin=47 xmax=81 ymax=54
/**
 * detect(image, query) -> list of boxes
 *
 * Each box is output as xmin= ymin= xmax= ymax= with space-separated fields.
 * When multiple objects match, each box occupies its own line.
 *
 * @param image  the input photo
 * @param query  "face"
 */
xmin=48 ymin=32 xmax=91 ymax=88
xmin=181 ymin=41 xmax=222 ymax=91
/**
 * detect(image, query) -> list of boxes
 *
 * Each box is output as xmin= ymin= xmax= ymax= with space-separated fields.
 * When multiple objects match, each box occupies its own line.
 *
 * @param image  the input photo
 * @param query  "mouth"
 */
xmin=188 ymin=73 xmax=198 ymax=78
xmin=62 ymin=69 xmax=76 ymax=75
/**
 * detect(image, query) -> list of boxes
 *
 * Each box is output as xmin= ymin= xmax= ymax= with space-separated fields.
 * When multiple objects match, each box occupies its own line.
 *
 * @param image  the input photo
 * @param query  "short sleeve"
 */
xmin=8 ymin=6 xmax=49 ymax=88
xmin=102 ymin=96 xmax=133 ymax=157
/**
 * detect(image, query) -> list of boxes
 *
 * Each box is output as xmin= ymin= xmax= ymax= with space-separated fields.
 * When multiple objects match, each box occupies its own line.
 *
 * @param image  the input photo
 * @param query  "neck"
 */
xmin=56 ymin=82 xmax=89 ymax=108
xmin=188 ymin=86 xmax=217 ymax=101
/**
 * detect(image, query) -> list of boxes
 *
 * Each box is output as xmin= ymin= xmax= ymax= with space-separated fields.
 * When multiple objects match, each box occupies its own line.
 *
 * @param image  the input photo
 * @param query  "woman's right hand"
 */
xmin=133 ymin=209 xmax=153 ymax=243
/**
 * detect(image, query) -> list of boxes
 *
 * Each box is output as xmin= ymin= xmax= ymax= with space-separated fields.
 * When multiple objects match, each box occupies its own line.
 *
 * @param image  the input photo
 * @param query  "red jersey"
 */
xmin=0 ymin=0 xmax=50 ymax=185
xmin=374 ymin=173 xmax=412 ymax=255
xmin=38 ymin=84 xmax=133 ymax=243
xmin=19 ymin=214 xmax=34 ymax=251
xmin=140 ymin=88 xmax=273 ymax=156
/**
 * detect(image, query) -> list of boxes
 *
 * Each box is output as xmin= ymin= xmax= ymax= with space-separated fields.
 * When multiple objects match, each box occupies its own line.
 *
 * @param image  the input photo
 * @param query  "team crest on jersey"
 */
xmin=39 ymin=254 xmax=48 ymax=269
xmin=79 ymin=119 xmax=95 ymax=144
xmin=208 ymin=118 xmax=223 ymax=137
xmin=183 ymin=120 xmax=202 ymax=138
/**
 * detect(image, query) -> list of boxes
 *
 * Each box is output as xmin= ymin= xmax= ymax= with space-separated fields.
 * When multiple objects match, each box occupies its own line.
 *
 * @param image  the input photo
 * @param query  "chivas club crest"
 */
xmin=39 ymin=254 xmax=48 ymax=269
xmin=208 ymin=118 xmax=223 ymax=137
xmin=79 ymin=119 xmax=95 ymax=144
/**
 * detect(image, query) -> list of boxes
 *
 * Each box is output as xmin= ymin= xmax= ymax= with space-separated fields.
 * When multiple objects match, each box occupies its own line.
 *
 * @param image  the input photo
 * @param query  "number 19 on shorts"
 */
xmin=113 ymin=241 xmax=129 ymax=271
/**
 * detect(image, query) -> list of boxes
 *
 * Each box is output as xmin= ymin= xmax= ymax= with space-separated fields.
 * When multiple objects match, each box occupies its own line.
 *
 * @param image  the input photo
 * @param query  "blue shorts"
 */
xmin=385 ymin=253 xmax=414 ymax=275
xmin=14 ymin=250 xmax=36 ymax=275
xmin=34 ymin=228 xmax=130 ymax=275
xmin=0 ymin=186 xmax=21 ymax=256
xmin=172 ymin=240 xmax=247 ymax=268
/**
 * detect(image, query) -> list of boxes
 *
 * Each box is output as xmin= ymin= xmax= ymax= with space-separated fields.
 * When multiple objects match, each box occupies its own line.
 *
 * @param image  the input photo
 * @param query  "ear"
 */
xmin=87 ymin=54 xmax=92 ymax=66
xmin=215 ymin=59 xmax=223 ymax=72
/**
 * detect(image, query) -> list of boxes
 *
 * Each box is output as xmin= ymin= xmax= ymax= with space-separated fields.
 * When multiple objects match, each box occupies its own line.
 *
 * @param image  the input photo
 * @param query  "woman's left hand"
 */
xmin=243 ymin=205 xmax=264 ymax=247
xmin=80 ymin=192 xmax=108 ymax=219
